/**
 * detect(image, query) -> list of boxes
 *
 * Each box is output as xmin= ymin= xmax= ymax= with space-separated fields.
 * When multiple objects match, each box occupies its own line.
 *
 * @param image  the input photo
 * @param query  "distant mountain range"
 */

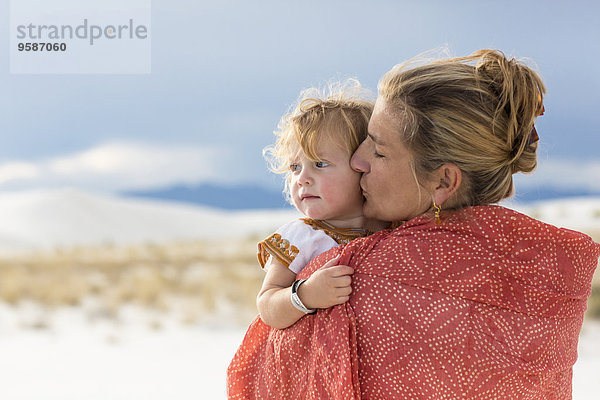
xmin=123 ymin=183 xmax=600 ymax=210
xmin=124 ymin=183 xmax=291 ymax=210
xmin=513 ymin=186 xmax=600 ymax=203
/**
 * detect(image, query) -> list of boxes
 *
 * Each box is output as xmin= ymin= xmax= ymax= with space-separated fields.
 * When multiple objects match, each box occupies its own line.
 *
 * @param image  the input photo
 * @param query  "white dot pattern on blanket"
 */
xmin=227 ymin=205 xmax=600 ymax=399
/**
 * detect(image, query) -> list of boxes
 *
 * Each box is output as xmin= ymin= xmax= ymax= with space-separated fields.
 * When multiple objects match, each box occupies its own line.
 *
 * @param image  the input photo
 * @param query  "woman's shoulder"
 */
xmin=465 ymin=205 xmax=599 ymax=246
xmin=370 ymin=204 xmax=600 ymax=257
xmin=387 ymin=204 xmax=600 ymax=277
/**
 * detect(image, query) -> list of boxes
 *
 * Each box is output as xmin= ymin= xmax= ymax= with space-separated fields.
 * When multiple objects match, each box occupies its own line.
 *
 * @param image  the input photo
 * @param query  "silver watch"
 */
xmin=291 ymin=279 xmax=316 ymax=314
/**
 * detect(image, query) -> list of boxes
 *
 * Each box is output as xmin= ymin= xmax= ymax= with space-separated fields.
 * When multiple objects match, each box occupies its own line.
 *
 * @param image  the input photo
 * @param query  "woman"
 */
xmin=227 ymin=50 xmax=600 ymax=399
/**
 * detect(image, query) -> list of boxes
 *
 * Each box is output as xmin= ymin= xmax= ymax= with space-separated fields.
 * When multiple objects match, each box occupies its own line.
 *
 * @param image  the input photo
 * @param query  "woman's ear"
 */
xmin=431 ymin=164 xmax=462 ymax=207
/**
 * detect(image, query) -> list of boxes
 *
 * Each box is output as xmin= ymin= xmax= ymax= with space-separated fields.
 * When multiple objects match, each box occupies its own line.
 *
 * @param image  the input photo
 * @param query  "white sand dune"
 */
xmin=0 ymin=188 xmax=299 ymax=252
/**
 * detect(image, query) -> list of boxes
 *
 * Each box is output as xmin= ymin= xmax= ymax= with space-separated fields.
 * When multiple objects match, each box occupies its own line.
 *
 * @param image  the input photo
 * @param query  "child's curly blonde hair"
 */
xmin=264 ymin=78 xmax=374 ymax=203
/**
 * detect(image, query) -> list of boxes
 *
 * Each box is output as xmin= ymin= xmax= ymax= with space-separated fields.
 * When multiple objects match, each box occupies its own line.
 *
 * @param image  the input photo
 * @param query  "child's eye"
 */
xmin=315 ymin=161 xmax=330 ymax=168
xmin=289 ymin=164 xmax=301 ymax=172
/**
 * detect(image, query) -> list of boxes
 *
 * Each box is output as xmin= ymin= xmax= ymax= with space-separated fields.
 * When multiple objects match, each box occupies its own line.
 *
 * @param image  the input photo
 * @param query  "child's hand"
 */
xmin=298 ymin=256 xmax=354 ymax=310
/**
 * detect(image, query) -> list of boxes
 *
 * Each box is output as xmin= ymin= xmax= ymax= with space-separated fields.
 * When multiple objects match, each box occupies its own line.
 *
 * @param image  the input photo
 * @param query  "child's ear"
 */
xmin=431 ymin=163 xmax=462 ymax=207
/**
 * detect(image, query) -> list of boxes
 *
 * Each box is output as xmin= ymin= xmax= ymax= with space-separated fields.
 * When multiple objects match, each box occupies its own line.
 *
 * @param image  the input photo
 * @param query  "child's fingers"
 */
xmin=333 ymin=275 xmax=352 ymax=288
xmin=335 ymin=295 xmax=350 ymax=304
xmin=328 ymin=265 xmax=354 ymax=277
xmin=321 ymin=256 xmax=341 ymax=269
xmin=336 ymin=285 xmax=352 ymax=296
xmin=334 ymin=286 xmax=353 ymax=304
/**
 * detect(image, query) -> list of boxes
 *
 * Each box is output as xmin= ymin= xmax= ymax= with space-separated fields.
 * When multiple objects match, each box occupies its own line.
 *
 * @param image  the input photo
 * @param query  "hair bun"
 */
xmin=472 ymin=50 xmax=545 ymax=174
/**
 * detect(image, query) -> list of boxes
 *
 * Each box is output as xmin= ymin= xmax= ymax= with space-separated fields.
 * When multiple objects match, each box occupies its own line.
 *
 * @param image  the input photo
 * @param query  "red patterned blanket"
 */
xmin=228 ymin=206 xmax=600 ymax=399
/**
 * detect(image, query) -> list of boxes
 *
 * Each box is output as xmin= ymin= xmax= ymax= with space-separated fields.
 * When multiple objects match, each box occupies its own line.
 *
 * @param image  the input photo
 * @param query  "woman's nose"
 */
xmin=350 ymin=142 xmax=370 ymax=173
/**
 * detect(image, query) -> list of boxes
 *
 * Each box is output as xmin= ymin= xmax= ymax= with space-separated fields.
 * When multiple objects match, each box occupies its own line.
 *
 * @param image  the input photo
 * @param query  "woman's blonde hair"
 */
xmin=264 ymin=79 xmax=374 ymax=201
xmin=379 ymin=49 xmax=546 ymax=207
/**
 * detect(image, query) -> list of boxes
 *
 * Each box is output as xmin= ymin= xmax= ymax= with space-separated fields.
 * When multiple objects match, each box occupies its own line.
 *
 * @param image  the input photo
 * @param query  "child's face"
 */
xmin=289 ymin=135 xmax=364 ymax=226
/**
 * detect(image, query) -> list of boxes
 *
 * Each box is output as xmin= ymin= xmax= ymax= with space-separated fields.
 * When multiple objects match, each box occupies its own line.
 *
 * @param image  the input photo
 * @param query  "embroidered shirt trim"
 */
xmin=299 ymin=218 xmax=366 ymax=245
xmin=257 ymin=218 xmax=367 ymax=270
xmin=257 ymin=233 xmax=300 ymax=269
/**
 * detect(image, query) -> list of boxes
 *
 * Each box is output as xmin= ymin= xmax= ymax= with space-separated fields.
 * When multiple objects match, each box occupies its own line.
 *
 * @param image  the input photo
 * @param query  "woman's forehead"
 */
xmin=369 ymin=101 xmax=405 ymax=144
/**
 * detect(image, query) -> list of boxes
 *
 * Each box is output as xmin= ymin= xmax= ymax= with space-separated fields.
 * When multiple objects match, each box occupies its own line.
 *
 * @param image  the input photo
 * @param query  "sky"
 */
xmin=1 ymin=0 xmax=599 ymax=197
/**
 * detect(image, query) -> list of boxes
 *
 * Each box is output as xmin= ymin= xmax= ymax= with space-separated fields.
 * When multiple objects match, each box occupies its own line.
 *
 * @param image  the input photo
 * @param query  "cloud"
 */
xmin=0 ymin=162 xmax=41 ymax=184
xmin=0 ymin=141 xmax=234 ymax=192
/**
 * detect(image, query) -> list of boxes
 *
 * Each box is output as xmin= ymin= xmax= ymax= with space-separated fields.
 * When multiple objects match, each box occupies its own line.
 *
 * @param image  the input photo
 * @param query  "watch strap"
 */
xmin=291 ymin=279 xmax=316 ymax=314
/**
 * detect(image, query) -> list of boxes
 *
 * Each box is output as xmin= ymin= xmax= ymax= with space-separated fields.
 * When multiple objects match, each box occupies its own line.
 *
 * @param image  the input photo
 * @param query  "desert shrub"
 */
xmin=587 ymin=285 xmax=600 ymax=320
xmin=0 ymin=237 xmax=265 ymax=324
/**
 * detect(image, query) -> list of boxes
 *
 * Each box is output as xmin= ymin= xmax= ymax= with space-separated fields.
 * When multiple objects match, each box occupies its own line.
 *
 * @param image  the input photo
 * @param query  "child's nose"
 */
xmin=297 ymin=168 xmax=312 ymax=185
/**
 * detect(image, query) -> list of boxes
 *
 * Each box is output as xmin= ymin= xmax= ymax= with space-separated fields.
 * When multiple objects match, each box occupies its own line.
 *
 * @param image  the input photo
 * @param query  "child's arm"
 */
xmin=257 ymin=256 xmax=353 ymax=329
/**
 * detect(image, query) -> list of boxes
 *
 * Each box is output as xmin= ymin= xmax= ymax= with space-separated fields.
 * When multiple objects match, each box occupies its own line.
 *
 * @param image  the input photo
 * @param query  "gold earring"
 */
xmin=433 ymin=201 xmax=442 ymax=225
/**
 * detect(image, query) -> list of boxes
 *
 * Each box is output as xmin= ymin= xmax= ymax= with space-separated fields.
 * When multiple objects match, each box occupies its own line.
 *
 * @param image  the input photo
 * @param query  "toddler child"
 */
xmin=256 ymin=79 xmax=387 ymax=329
